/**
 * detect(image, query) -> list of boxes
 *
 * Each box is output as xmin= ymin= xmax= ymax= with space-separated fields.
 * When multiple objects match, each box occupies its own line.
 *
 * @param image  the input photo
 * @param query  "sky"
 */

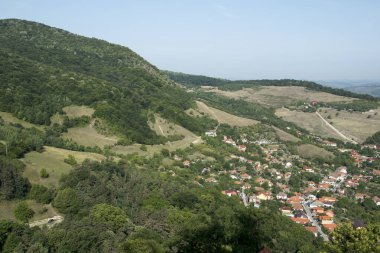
xmin=1 ymin=0 xmax=380 ymax=80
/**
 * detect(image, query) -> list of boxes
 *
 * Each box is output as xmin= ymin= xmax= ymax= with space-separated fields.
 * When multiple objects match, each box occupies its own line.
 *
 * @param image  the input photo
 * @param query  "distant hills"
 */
xmin=318 ymin=80 xmax=380 ymax=98
xmin=165 ymin=71 xmax=378 ymax=101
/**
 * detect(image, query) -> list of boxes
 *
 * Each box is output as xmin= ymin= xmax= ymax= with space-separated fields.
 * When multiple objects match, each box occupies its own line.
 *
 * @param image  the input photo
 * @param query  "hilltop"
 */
xmin=0 ymin=19 xmax=215 ymax=144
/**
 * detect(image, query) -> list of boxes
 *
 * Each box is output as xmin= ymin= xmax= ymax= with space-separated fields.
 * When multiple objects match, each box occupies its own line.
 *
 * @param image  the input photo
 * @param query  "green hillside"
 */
xmin=0 ymin=19 xmax=214 ymax=144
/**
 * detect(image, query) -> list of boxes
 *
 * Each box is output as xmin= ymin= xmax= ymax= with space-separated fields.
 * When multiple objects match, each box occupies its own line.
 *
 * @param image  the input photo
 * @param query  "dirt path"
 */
xmin=315 ymin=112 xmax=358 ymax=144
xmin=29 ymin=215 xmax=64 ymax=228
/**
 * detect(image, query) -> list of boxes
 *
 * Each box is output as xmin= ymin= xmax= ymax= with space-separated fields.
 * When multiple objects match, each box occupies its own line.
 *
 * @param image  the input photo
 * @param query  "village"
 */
xmin=180 ymin=124 xmax=380 ymax=241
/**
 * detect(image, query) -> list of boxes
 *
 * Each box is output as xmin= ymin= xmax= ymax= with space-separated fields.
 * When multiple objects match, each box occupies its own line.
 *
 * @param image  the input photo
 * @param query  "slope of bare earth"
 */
xmin=318 ymin=108 xmax=380 ymax=143
xmin=275 ymin=108 xmax=346 ymax=141
xmin=195 ymin=101 xmax=259 ymax=126
xmin=204 ymin=86 xmax=356 ymax=108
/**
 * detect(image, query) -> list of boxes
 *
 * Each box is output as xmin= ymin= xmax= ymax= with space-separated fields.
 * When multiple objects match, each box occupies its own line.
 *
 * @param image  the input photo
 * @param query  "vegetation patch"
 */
xmin=196 ymin=101 xmax=259 ymax=126
xmin=62 ymin=105 xmax=95 ymax=119
xmin=0 ymin=200 xmax=58 ymax=222
xmin=63 ymin=120 xmax=118 ymax=148
xmin=0 ymin=111 xmax=43 ymax=130
xmin=297 ymin=144 xmax=335 ymax=161
xmin=21 ymin=146 xmax=106 ymax=187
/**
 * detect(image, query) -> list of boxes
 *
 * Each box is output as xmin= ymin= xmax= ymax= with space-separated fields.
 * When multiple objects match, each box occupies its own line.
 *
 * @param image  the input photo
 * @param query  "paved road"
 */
xmin=315 ymin=112 xmax=357 ymax=144
xmin=302 ymin=202 xmax=329 ymax=241
xmin=241 ymin=188 xmax=249 ymax=207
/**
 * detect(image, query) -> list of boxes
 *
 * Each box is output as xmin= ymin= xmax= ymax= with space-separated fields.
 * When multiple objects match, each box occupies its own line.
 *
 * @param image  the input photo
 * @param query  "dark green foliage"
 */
xmin=163 ymin=70 xmax=229 ymax=87
xmin=0 ymin=19 xmax=214 ymax=144
xmin=39 ymin=168 xmax=49 ymax=178
xmin=0 ymin=122 xmax=45 ymax=158
xmin=365 ymin=131 xmax=380 ymax=145
xmin=0 ymin=157 xmax=30 ymax=200
xmin=14 ymin=202 xmax=34 ymax=222
xmin=63 ymin=154 xmax=77 ymax=165
xmin=28 ymin=184 xmax=54 ymax=204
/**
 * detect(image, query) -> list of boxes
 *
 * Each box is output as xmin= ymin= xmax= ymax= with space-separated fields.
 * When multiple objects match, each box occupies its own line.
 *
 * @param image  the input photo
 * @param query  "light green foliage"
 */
xmin=39 ymin=168 xmax=49 ymax=178
xmin=326 ymin=223 xmax=380 ymax=253
xmin=91 ymin=203 xmax=129 ymax=230
xmin=63 ymin=154 xmax=77 ymax=165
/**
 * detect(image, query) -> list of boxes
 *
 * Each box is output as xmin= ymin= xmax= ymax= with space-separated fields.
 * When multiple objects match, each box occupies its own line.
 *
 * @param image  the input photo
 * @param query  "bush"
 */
xmin=14 ymin=202 xmax=34 ymax=223
xmin=40 ymin=168 xmax=49 ymax=178
xmin=64 ymin=155 xmax=77 ymax=165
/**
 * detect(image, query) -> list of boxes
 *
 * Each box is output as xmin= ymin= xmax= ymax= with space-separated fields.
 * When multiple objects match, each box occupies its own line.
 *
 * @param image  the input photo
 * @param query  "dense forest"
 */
xmin=0 ymin=19 xmax=215 ymax=144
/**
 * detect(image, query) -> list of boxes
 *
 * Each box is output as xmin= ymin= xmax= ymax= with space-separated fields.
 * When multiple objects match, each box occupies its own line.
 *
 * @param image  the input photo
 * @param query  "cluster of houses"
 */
xmin=195 ymin=126 xmax=380 ymax=239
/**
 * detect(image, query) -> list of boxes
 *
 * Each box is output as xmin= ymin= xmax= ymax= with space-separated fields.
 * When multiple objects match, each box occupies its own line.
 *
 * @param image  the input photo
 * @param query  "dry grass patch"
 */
xmin=276 ymin=108 xmax=345 ymax=141
xmin=318 ymin=108 xmax=380 ymax=143
xmin=0 ymin=200 xmax=59 ymax=222
xmin=0 ymin=111 xmax=44 ymax=130
xmin=297 ymin=144 xmax=334 ymax=161
xmin=62 ymin=105 xmax=94 ymax=119
xmin=273 ymin=127 xmax=300 ymax=142
xmin=149 ymin=114 xmax=196 ymax=138
xmin=196 ymin=101 xmax=259 ymax=126
xmin=206 ymin=86 xmax=356 ymax=108
xmin=63 ymin=120 xmax=118 ymax=148
xmin=21 ymin=146 xmax=106 ymax=187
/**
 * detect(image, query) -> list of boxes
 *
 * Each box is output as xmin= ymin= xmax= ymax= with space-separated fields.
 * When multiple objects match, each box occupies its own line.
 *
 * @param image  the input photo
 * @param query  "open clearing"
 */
xmin=204 ymin=86 xmax=356 ymax=108
xmin=297 ymin=144 xmax=334 ymax=161
xmin=149 ymin=114 xmax=196 ymax=138
xmin=63 ymin=120 xmax=118 ymax=148
xmin=22 ymin=146 xmax=106 ymax=187
xmin=273 ymin=127 xmax=300 ymax=142
xmin=196 ymin=101 xmax=259 ymax=126
xmin=62 ymin=105 xmax=95 ymax=119
xmin=318 ymin=108 xmax=380 ymax=143
xmin=275 ymin=108 xmax=346 ymax=141
xmin=0 ymin=111 xmax=44 ymax=130
xmin=0 ymin=200 xmax=59 ymax=222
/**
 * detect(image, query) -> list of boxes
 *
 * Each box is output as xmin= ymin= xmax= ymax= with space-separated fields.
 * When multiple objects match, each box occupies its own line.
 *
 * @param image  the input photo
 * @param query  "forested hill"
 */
xmin=166 ymin=71 xmax=378 ymax=101
xmin=0 ymin=19 xmax=210 ymax=144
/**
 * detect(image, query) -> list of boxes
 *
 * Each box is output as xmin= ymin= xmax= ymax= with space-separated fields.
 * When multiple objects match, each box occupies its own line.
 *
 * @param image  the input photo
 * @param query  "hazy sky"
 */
xmin=1 ymin=0 xmax=380 ymax=80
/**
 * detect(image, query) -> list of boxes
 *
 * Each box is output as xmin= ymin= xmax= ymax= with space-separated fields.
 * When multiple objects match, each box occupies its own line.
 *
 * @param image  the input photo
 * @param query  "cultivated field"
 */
xmin=0 ymin=111 xmax=44 ymax=130
xmin=196 ymin=101 xmax=259 ymax=126
xmin=22 ymin=146 xmax=106 ymax=187
xmin=63 ymin=120 xmax=118 ymax=148
xmin=275 ymin=108 xmax=346 ymax=141
xmin=205 ymin=86 xmax=356 ymax=108
xmin=318 ymin=108 xmax=380 ymax=143
xmin=0 ymin=200 xmax=59 ymax=222
xmin=62 ymin=105 xmax=95 ymax=119
xmin=297 ymin=144 xmax=335 ymax=161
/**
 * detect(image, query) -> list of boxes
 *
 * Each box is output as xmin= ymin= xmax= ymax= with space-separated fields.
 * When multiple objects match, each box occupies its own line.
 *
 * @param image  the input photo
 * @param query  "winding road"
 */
xmin=315 ymin=112 xmax=358 ymax=144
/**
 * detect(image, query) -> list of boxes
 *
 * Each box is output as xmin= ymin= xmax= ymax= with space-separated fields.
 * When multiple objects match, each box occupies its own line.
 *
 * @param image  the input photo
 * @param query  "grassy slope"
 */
xmin=21 ymin=146 xmax=106 ymax=187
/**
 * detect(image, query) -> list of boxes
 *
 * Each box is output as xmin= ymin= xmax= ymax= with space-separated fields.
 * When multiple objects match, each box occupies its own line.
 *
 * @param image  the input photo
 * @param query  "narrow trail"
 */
xmin=315 ymin=112 xmax=358 ymax=144
xmin=197 ymin=101 xmax=221 ymax=131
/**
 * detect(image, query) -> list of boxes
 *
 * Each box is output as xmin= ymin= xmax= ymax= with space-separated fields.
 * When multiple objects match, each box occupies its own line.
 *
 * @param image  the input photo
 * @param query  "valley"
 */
xmin=0 ymin=19 xmax=379 ymax=253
